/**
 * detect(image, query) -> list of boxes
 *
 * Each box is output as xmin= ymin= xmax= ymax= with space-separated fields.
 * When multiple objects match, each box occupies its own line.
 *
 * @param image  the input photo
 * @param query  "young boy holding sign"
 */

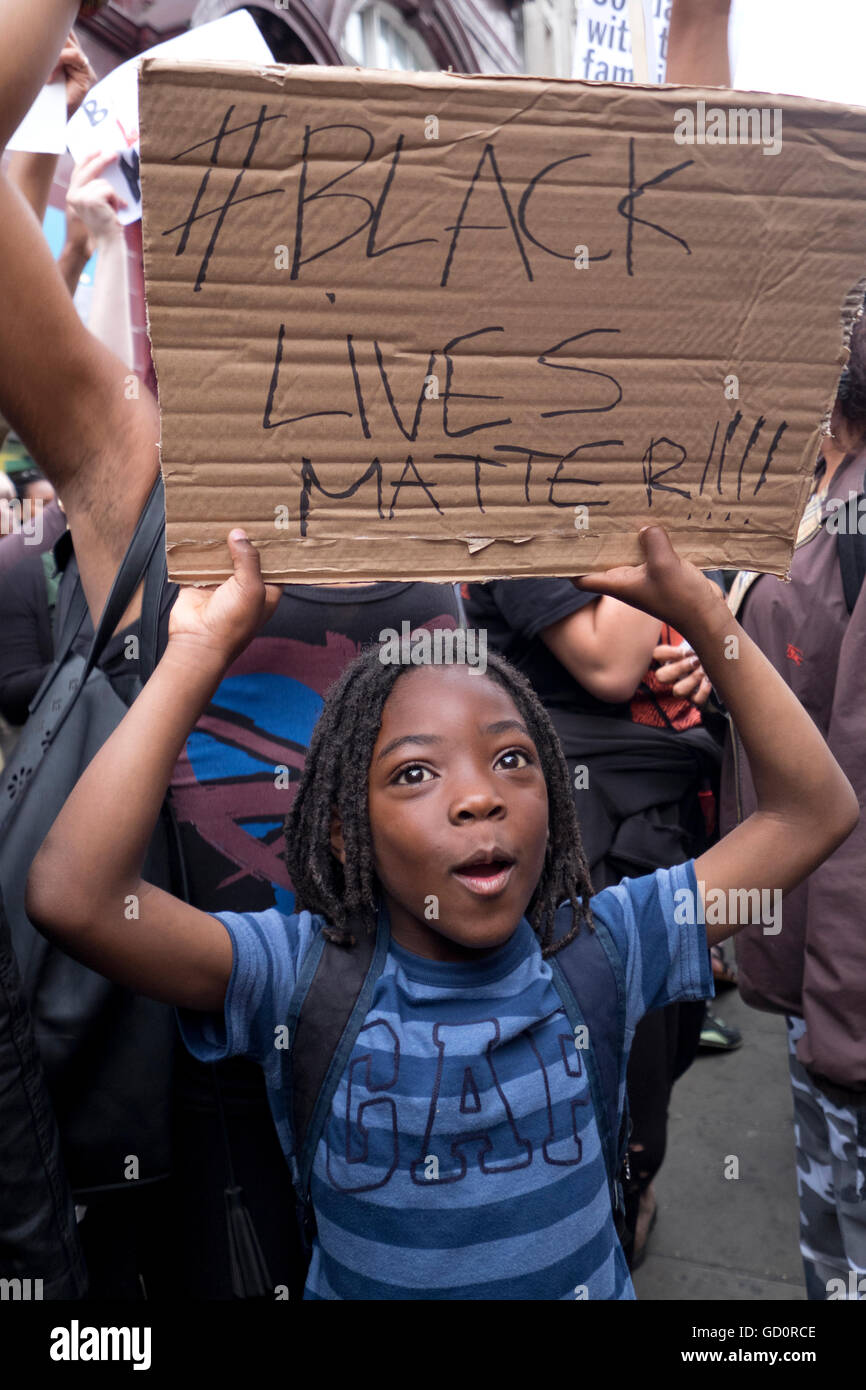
xmin=26 ymin=525 xmax=857 ymax=1299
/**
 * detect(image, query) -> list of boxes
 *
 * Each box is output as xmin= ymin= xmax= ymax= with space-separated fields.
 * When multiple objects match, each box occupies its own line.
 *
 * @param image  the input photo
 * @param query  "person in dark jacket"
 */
xmin=0 ymin=547 xmax=58 ymax=725
xmin=719 ymin=301 xmax=866 ymax=1301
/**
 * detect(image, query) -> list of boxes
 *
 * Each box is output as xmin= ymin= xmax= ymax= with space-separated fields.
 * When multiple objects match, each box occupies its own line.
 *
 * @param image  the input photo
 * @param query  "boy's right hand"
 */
xmin=167 ymin=530 xmax=281 ymax=667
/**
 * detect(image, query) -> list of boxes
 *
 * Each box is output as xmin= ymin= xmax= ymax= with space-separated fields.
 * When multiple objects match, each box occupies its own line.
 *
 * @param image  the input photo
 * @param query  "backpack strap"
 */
xmin=285 ymin=906 xmax=390 ymax=1200
xmin=836 ymin=470 xmax=866 ymax=616
xmin=547 ymin=902 xmax=629 ymax=1226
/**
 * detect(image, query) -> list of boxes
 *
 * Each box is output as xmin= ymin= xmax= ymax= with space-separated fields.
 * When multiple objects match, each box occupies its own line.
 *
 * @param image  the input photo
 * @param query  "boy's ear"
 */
xmin=330 ymin=810 xmax=346 ymax=865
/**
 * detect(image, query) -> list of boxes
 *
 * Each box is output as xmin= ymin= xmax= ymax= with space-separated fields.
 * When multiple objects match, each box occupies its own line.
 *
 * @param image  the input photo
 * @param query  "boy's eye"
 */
xmin=496 ymin=748 xmax=532 ymax=771
xmin=393 ymin=764 xmax=435 ymax=786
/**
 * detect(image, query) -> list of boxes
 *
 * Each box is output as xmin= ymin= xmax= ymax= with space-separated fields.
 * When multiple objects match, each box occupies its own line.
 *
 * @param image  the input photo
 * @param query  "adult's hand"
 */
xmin=652 ymin=641 xmax=711 ymax=708
xmin=66 ymin=150 xmax=127 ymax=249
xmin=49 ymin=29 xmax=96 ymax=120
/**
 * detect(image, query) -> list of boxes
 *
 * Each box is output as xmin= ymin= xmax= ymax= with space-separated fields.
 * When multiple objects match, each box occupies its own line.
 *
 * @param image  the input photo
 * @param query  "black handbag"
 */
xmin=0 ymin=475 xmax=178 ymax=1195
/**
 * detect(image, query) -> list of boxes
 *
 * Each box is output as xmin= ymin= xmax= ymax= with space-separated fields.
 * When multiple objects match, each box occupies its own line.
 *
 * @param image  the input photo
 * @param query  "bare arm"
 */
xmin=67 ymin=152 xmax=134 ymax=367
xmin=56 ymin=208 xmax=92 ymax=297
xmin=0 ymin=3 xmax=77 ymax=154
xmin=0 ymin=6 xmax=159 ymax=626
xmin=26 ymin=534 xmax=282 ymax=1010
xmin=665 ymin=0 xmax=732 ymax=86
xmin=540 ymin=597 xmax=661 ymax=703
xmin=575 ymin=529 xmax=859 ymax=947
xmin=6 ymin=151 xmax=58 ymax=224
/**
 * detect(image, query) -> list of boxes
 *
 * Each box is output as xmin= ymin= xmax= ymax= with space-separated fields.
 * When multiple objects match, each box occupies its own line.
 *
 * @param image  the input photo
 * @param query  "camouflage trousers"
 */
xmin=787 ymin=1016 xmax=866 ymax=1300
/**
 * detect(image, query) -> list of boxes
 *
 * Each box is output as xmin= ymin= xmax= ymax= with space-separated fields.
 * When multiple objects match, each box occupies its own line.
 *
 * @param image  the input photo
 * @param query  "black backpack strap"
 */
xmin=837 ymin=471 xmax=866 ymax=616
xmin=81 ymin=473 xmax=165 ymax=685
xmin=286 ymin=907 xmax=390 ymax=1199
xmin=548 ymin=903 xmax=629 ymax=1223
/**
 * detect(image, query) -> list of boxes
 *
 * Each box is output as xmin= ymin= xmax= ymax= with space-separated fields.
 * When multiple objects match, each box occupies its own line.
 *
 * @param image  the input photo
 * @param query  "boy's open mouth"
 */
xmin=450 ymin=849 xmax=516 ymax=897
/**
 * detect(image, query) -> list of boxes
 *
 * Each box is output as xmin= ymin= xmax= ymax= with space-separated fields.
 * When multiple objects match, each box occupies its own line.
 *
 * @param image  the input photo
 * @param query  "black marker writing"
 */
xmin=164 ymin=105 xmax=285 ymax=291
xmin=292 ymin=123 xmax=376 ymax=278
xmin=617 ymin=138 xmax=693 ymax=276
xmin=388 ymin=455 xmax=442 ymax=518
xmin=441 ymin=143 xmax=532 ymax=287
xmin=433 ymin=453 xmax=507 ymax=513
xmin=300 ymin=456 xmax=383 ymax=536
xmin=643 ymin=436 xmax=690 ymax=505
xmin=443 ymin=327 xmax=511 ymax=437
xmin=547 ymin=440 xmax=619 ymax=508
xmin=518 ymin=154 xmax=612 ymax=264
xmin=263 ymin=323 xmax=352 ymax=430
xmin=537 ymin=329 xmax=623 ymax=417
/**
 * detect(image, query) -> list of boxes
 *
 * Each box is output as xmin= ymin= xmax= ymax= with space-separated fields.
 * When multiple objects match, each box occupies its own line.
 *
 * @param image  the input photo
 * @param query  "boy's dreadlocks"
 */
xmin=283 ymin=645 xmax=594 ymax=957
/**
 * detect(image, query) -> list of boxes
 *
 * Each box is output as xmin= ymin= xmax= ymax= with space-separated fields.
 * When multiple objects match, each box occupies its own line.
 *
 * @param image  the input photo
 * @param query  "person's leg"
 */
xmin=786 ymin=1016 xmax=858 ymax=1299
xmin=822 ymin=1088 xmax=866 ymax=1299
xmin=623 ymin=1006 xmax=677 ymax=1265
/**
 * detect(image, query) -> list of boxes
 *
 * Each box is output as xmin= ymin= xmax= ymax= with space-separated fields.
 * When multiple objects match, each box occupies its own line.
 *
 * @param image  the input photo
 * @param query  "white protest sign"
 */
xmin=574 ymin=0 xmax=668 ymax=84
xmin=7 ymin=80 xmax=67 ymax=154
xmin=66 ymin=8 xmax=273 ymax=225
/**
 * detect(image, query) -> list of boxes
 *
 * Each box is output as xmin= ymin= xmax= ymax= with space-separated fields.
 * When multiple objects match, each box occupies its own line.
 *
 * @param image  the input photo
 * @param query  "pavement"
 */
xmin=632 ymin=978 xmax=807 ymax=1301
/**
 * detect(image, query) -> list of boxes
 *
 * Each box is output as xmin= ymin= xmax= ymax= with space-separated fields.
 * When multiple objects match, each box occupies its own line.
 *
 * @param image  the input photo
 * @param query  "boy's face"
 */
xmin=357 ymin=665 xmax=549 ymax=960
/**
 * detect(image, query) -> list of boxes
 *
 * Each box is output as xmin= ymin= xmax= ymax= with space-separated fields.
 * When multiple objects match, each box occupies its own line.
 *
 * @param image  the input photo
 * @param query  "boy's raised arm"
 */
xmin=26 ymin=534 xmax=282 ymax=1011
xmin=575 ymin=528 xmax=859 ymax=945
xmin=0 ymin=4 xmax=160 ymax=628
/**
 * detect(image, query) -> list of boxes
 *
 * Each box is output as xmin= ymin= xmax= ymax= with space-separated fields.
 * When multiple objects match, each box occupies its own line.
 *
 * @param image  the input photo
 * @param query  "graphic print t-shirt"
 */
xmin=179 ymin=861 xmax=711 ymax=1300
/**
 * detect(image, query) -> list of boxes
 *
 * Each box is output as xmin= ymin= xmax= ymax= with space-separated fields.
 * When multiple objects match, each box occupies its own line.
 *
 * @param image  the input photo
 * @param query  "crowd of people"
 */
xmin=0 ymin=0 xmax=864 ymax=1305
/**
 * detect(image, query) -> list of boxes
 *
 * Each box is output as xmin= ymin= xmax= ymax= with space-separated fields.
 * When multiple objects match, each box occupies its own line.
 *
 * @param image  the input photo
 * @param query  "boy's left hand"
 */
xmin=573 ymin=526 xmax=725 ymax=638
xmin=168 ymin=530 xmax=281 ymax=666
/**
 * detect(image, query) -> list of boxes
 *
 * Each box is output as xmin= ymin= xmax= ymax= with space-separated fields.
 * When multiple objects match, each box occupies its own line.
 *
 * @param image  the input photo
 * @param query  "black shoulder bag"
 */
xmin=0 ymin=476 xmax=178 ymax=1194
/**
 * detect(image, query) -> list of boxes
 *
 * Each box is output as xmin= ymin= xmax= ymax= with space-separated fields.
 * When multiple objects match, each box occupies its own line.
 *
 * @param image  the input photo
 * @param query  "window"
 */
xmin=341 ymin=1 xmax=437 ymax=71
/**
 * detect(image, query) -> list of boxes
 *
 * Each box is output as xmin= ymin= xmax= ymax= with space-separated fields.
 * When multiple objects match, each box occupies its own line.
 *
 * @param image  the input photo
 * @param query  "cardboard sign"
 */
xmin=139 ymin=62 xmax=866 ymax=584
xmin=66 ymin=9 xmax=272 ymax=224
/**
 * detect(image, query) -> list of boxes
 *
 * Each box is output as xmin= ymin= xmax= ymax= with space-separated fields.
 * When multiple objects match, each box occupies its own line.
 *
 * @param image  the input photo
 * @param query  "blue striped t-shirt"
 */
xmin=179 ymin=860 xmax=711 ymax=1300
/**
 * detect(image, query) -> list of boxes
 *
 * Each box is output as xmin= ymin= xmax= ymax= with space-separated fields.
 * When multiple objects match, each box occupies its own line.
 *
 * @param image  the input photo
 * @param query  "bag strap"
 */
xmin=26 ymin=476 xmax=165 ymax=718
xmin=836 ymin=469 xmax=866 ymax=616
xmin=284 ymin=908 xmax=390 ymax=1199
xmin=548 ymin=904 xmax=628 ymax=1206
xmin=81 ymin=473 xmax=166 ymax=684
